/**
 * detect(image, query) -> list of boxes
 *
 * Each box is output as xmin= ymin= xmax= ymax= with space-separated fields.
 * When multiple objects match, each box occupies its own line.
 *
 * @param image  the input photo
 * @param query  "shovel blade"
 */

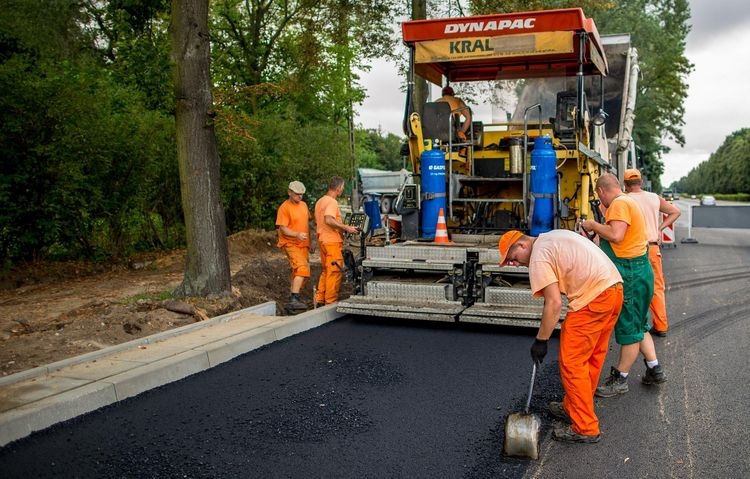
xmin=503 ymin=411 xmax=541 ymax=460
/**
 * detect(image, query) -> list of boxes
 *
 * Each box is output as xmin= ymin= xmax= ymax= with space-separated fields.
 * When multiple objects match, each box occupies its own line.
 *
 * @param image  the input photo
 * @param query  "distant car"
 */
xmin=700 ymin=195 xmax=716 ymax=206
xmin=691 ymin=194 xmax=697 ymax=199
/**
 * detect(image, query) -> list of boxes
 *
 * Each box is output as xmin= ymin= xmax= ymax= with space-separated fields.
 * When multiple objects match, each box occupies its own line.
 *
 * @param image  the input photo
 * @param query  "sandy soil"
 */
xmin=0 ymin=229 xmax=347 ymax=377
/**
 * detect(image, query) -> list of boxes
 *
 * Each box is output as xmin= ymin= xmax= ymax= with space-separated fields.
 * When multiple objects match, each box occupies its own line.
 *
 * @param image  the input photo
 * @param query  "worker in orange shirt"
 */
xmin=436 ymin=85 xmax=472 ymax=141
xmin=623 ymin=169 xmax=681 ymax=336
xmin=582 ymin=173 xmax=666 ymax=398
xmin=276 ymin=181 xmax=311 ymax=311
xmin=499 ymin=229 xmax=623 ymax=443
xmin=314 ymin=176 xmax=358 ymax=305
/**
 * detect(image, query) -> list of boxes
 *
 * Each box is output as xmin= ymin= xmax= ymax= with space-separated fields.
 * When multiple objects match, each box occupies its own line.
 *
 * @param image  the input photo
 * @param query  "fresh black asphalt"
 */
xmin=0 ymin=318 xmax=561 ymax=478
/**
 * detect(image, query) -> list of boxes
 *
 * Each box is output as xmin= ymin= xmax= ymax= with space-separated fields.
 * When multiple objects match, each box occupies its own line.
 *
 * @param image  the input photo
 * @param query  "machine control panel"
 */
xmin=344 ymin=212 xmax=369 ymax=232
xmin=400 ymin=184 xmax=419 ymax=210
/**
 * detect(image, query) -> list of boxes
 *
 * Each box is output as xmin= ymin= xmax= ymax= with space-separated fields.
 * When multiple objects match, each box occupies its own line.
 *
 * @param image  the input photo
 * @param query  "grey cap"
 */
xmin=288 ymin=180 xmax=306 ymax=194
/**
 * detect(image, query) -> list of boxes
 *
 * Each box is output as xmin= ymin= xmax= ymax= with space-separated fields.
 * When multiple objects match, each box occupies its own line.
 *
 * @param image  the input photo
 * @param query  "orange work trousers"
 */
xmin=316 ymin=242 xmax=344 ymax=305
xmin=648 ymin=244 xmax=668 ymax=331
xmin=282 ymin=245 xmax=311 ymax=280
xmin=560 ymin=284 xmax=623 ymax=436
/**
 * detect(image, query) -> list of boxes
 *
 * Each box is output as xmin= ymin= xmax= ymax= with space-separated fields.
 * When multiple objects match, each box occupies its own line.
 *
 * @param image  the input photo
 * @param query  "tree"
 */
xmin=675 ymin=129 xmax=750 ymax=195
xmin=170 ymin=0 xmax=231 ymax=297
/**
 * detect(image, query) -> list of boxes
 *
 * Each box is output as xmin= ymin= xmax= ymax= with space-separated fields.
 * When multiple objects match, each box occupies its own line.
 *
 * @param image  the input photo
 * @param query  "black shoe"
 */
xmin=548 ymin=401 xmax=571 ymax=423
xmin=286 ymin=294 xmax=307 ymax=311
xmin=552 ymin=425 xmax=600 ymax=444
xmin=642 ymin=359 xmax=667 ymax=385
xmin=595 ymin=367 xmax=629 ymax=398
xmin=650 ymin=327 xmax=667 ymax=337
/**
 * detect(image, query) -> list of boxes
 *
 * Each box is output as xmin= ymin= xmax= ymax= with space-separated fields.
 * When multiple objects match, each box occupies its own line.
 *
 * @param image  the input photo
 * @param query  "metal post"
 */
xmin=681 ymin=204 xmax=699 ymax=244
xmin=523 ymin=104 xmax=541 ymax=225
xmin=448 ymin=113 xmax=453 ymax=219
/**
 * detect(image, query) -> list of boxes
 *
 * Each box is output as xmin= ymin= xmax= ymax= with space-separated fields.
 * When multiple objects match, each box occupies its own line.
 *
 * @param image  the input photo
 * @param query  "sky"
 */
xmin=353 ymin=1 xmax=750 ymax=187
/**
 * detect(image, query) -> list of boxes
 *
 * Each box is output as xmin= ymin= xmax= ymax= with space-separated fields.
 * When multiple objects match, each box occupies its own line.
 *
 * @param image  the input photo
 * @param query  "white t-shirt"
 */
xmin=529 ymin=230 xmax=623 ymax=311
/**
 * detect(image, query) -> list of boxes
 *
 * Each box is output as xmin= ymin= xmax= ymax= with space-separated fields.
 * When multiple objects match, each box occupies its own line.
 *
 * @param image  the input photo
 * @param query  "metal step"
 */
xmin=459 ymin=286 xmax=567 ymax=327
xmin=337 ymin=280 xmax=463 ymax=322
xmin=337 ymin=296 xmax=464 ymax=322
xmin=365 ymin=281 xmax=456 ymax=301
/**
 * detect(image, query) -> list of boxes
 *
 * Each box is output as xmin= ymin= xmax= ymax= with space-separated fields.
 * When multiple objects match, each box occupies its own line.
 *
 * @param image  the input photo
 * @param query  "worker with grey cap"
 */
xmin=276 ymin=180 xmax=312 ymax=311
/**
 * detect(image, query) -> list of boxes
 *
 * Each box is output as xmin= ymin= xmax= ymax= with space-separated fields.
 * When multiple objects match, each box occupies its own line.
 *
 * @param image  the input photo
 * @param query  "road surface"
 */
xmin=1 ymin=218 xmax=748 ymax=478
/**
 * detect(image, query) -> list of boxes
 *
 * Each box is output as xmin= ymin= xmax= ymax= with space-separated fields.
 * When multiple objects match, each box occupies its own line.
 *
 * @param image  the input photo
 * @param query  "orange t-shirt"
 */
xmin=627 ymin=191 xmax=661 ymax=243
xmin=529 ymin=230 xmax=622 ymax=311
xmin=604 ymin=195 xmax=648 ymax=258
xmin=275 ymin=199 xmax=310 ymax=248
xmin=315 ymin=195 xmax=343 ymax=244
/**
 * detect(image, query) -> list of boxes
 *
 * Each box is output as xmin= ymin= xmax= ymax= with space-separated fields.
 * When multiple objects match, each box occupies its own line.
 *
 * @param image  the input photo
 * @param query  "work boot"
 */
xmin=642 ymin=359 xmax=667 ymax=385
xmin=552 ymin=425 xmax=600 ymax=444
xmin=548 ymin=401 xmax=571 ymax=423
xmin=595 ymin=367 xmax=629 ymax=398
xmin=286 ymin=293 xmax=307 ymax=311
xmin=649 ymin=327 xmax=667 ymax=338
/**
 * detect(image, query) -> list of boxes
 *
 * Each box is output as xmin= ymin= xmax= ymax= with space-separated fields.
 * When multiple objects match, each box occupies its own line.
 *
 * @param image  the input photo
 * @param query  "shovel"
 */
xmin=503 ymin=362 xmax=541 ymax=460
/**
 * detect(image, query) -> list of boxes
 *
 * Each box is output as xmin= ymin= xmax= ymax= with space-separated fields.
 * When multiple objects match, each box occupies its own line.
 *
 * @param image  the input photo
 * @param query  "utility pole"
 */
xmin=412 ymin=0 xmax=428 ymax=119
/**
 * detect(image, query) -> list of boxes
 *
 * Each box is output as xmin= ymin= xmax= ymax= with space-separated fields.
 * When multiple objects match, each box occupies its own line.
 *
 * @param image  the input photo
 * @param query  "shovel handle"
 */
xmin=524 ymin=362 xmax=537 ymax=414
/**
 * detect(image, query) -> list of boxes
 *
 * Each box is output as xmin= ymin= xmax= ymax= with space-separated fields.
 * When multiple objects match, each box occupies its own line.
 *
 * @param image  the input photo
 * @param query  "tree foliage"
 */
xmin=674 ymin=129 xmax=750 ymax=195
xmin=0 ymin=0 xmax=179 ymax=265
xmin=0 ymin=0 xmax=404 ymax=269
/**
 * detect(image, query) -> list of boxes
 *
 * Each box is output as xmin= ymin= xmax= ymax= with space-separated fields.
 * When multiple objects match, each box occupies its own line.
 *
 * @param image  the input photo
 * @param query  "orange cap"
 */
xmin=624 ymin=169 xmax=641 ymax=181
xmin=498 ymin=230 xmax=523 ymax=266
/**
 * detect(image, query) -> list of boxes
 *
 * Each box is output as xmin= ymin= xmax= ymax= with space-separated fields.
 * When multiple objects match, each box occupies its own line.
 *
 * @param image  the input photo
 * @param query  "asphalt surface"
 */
xmin=1 ymin=203 xmax=748 ymax=478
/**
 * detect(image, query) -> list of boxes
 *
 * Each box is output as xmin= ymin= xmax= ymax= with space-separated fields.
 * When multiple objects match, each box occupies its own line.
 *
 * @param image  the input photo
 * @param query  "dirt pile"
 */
xmin=0 ymin=229 xmax=339 ymax=376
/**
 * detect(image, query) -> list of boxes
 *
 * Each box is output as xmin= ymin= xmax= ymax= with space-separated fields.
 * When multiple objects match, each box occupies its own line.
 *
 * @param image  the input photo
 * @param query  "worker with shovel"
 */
xmin=499 ymin=229 xmax=623 ymax=443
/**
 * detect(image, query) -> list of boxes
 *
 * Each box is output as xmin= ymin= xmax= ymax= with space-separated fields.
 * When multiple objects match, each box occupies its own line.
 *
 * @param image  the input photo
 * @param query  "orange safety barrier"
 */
xmin=661 ymin=212 xmax=676 ymax=248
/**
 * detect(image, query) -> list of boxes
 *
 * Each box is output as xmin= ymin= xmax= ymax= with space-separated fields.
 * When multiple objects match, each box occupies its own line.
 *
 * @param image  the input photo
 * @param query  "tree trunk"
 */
xmin=170 ymin=0 xmax=231 ymax=297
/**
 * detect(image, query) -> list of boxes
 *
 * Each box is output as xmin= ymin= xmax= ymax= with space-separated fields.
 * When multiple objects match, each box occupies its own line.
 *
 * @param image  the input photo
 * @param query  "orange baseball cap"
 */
xmin=624 ymin=169 xmax=641 ymax=181
xmin=499 ymin=230 xmax=523 ymax=266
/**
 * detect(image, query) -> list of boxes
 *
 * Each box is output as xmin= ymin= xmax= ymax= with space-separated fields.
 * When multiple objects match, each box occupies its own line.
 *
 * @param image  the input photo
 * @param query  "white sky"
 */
xmin=353 ymin=1 xmax=750 ymax=186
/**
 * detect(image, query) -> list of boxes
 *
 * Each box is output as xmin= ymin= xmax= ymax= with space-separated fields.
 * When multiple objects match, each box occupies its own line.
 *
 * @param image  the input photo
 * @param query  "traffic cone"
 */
xmin=433 ymin=208 xmax=453 ymax=244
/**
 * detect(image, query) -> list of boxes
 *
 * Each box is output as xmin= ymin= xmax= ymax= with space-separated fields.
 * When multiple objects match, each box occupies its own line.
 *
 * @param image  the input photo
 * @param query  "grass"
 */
xmin=126 ymin=290 xmax=174 ymax=304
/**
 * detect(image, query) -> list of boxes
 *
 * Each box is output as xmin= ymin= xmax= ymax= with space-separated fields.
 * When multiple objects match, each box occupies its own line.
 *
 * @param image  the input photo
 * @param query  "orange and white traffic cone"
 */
xmin=433 ymin=208 xmax=453 ymax=244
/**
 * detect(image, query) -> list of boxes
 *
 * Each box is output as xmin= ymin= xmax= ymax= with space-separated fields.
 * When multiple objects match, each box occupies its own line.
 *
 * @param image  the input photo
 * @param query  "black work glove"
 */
xmin=530 ymin=338 xmax=549 ymax=364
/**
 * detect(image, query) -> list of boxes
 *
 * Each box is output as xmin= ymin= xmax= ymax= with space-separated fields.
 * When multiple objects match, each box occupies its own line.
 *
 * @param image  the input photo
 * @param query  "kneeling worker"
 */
xmin=276 ymin=180 xmax=311 ymax=311
xmin=499 ymin=229 xmax=623 ymax=443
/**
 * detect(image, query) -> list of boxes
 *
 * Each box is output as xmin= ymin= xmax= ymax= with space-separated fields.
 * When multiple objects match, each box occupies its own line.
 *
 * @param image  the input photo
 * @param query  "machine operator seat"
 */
xmin=421 ymin=101 xmax=453 ymax=143
xmin=421 ymin=102 xmax=481 ymax=147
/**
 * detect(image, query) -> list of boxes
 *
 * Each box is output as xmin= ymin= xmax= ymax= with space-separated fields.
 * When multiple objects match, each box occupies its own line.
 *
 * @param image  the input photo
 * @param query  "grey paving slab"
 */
xmin=50 ymin=358 xmax=145 ymax=381
xmin=198 ymin=326 xmax=279 ymax=367
xmin=0 ymin=376 xmax=92 ymax=414
xmin=0 ymin=381 xmax=117 ymax=447
xmin=105 ymin=349 xmax=211 ymax=401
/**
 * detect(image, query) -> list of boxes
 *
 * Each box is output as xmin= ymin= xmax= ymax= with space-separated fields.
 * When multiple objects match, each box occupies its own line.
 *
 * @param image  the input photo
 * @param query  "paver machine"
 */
xmin=338 ymin=8 xmax=639 ymax=326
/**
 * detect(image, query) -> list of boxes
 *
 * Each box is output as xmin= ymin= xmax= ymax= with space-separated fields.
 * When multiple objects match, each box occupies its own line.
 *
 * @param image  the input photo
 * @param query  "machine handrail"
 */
xmin=522 ymin=104 xmax=542 ymax=225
